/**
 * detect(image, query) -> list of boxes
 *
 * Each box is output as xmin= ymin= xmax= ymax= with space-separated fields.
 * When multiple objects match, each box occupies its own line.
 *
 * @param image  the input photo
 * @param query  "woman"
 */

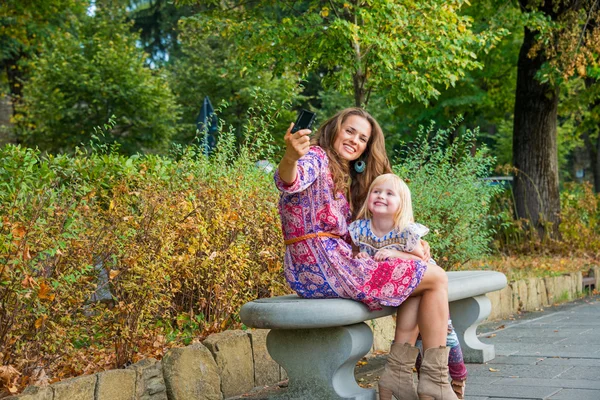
xmin=274 ymin=108 xmax=458 ymax=400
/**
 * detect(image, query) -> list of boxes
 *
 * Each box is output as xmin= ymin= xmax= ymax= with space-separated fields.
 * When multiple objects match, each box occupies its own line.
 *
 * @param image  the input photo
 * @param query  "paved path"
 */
xmin=459 ymin=295 xmax=600 ymax=400
xmin=231 ymin=295 xmax=600 ymax=399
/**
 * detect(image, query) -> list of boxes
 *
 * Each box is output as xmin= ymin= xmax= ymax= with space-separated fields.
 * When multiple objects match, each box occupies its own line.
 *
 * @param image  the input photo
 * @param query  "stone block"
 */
xmin=52 ymin=374 xmax=96 ymax=400
xmin=572 ymin=272 xmax=583 ymax=294
xmin=203 ymin=330 xmax=254 ymax=398
xmin=486 ymin=290 xmax=501 ymax=320
xmin=538 ymin=278 xmax=549 ymax=307
xmin=162 ymin=343 xmax=222 ymax=400
xmin=511 ymin=280 xmax=527 ymax=312
xmin=96 ymin=369 xmax=136 ymax=400
xmin=247 ymin=329 xmax=280 ymax=387
xmin=371 ymin=315 xmax=395 ymax=353
xmin=544 ymin=276 xmax=556 ymax=304
xmin=526 ymin=278 xmax=541 ymax=311
xmin=127 ymin=358 xmax=167 ymax=400
xmin=499 ymin=285 xmax=515 ymax=318
xmin=5 ymin=386 xmax=53 ymax=400
xmin=555 ymin=275 xmax=572 ymax=303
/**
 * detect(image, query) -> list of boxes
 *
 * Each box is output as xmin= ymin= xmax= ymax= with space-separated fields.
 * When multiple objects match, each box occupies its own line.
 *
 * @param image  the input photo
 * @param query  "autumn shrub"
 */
xmin=0 ymin=110 xmax=288 ymax=392
xmin=489 ymin=180 xmax=600 ymax=258
xmin=394 ymin=121 xmax=502 ymax=269
xmin=558 ymin=182 xmax=600 ymax=255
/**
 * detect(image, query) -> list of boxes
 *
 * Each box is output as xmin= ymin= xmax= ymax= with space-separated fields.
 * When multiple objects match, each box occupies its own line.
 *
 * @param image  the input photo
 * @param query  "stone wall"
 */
xmin=9 ymin=269 xmax=598 ymax=400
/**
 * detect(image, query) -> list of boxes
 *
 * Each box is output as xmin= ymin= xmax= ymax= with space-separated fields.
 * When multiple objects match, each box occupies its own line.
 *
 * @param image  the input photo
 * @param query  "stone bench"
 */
xmin=240 ymin=270 xmax=507 ymax=400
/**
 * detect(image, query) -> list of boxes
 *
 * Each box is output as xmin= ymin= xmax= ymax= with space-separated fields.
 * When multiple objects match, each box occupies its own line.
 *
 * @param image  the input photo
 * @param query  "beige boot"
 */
xmin=378 ymin=342 xmax=419 ymax=400
xmin=451 ymin=379 xmax=466 ymax=399
xmin=417 ymin=346 xmax=458 ymax=400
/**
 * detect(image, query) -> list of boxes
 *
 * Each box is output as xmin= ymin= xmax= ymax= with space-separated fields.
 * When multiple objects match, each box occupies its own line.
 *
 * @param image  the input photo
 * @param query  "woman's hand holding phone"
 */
xmin=283 ymin=122 xmax=311 ymax=163
xmin=278 ymin=110 xmax=317 ymax=185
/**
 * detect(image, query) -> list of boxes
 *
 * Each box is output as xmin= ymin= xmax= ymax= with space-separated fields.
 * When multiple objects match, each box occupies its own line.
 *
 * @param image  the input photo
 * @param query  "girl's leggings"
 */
xmin=415 ymin=319 xmax=468 ymax=381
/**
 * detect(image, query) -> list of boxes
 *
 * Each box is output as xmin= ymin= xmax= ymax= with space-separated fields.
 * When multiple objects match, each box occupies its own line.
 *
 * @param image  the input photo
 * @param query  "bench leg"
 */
xmin=449 ymin=295 xmax=495 ymax=363
xmin=266 ymin=322 xmax=376 ymax=400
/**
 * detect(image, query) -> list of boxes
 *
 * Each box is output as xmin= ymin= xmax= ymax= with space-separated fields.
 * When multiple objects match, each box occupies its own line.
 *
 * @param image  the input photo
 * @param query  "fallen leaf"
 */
xmin=34 ymin=315 xmax=47 ymax=329
xmin=23 ymin=244 xmax=31 ymax=260
xmin=486 ymin=333 xmax=496 ymax=338
xmin=11 ymin=225 xmax=25 ymax=239
xmin=38 ymin=282 xmax=55 ymax=301
xmin=489 ymin=368 xmax=500 ymax=372
xmin=109 ymin=270 xmax=120 ymax=280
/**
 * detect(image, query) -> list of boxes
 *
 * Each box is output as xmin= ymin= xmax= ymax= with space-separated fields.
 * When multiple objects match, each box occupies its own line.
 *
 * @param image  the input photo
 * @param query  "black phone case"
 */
xmin=291 ymin=110 xmax=317 ymax=133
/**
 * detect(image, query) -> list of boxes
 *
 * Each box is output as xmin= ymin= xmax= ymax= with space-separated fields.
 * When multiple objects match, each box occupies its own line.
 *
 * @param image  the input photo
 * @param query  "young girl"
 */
xmin=348 ymin=173 xmax=468 ymax=399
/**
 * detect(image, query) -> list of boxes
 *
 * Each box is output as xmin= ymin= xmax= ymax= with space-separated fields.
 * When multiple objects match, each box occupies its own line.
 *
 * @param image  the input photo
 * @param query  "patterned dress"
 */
xmin=348 ymin=219 xmax=430 ymax=258
xmin=274 ymin=146 xmax=427 ymax=311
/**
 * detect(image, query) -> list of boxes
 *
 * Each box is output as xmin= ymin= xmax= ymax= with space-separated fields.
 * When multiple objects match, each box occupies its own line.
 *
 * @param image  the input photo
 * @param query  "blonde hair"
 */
xmin=311 ymin=107 xmax=391 ymax=215
xmin=356 ymin=173 xmax=414 ymax=232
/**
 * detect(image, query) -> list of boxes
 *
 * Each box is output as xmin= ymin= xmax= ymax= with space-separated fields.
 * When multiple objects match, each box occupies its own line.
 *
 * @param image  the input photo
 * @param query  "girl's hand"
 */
xmin=374 ymin=249 xmax=395 ymax=261
xmin=283 ymin=122 xmax=311 ymax=163
xmin=420 ymin=240 xmax=431 ymax=262
xmin=355 ymin=252 xmax=370 ymax=259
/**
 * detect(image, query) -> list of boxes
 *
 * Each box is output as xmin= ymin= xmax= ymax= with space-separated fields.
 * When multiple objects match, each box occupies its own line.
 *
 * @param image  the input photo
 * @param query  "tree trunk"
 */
xmin=512 ymin=25 xmax=561 ymax=238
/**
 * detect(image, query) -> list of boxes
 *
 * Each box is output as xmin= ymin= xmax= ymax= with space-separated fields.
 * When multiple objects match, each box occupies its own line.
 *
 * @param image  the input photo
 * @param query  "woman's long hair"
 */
xmin=311 ymin=107 xmax=391 ymax=216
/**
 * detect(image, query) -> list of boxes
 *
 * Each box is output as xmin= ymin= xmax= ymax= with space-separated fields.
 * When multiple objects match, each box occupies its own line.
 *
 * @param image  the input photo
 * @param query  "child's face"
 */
xmin=367 ymin=180 xmax=400 ymax=218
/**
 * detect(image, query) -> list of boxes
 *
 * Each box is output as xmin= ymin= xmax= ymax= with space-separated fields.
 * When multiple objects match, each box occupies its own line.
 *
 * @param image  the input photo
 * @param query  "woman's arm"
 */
xmin=278 ymin=123 xmax=312 ymax=185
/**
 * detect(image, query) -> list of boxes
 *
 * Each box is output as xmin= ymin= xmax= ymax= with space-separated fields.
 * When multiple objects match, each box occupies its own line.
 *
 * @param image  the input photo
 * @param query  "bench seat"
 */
xmin=240 ymin=270 xmax=507 ymax=400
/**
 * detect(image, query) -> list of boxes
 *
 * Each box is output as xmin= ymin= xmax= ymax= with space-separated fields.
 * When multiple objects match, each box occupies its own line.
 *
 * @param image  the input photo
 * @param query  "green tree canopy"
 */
xmin=179 ymin=0 xmax=507 ymax=107
xmin=15 ymin=7 xmax=180 ymax=154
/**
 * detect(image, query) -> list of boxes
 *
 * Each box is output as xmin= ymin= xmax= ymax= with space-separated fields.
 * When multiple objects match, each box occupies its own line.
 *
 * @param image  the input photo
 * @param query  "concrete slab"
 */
xmin=491 ymin=343 xmax=600 ymax=358
xmin=548 ymin=388 xmax=600 ymax=399
xmin=465 ymin=364 xmax=572 ymax=379
xmin=483 ymin=336 xmax=567 ymax=345
xmin=493 ymin=377 xmax=600 ymax=390
xmin=539 ymin=357 xmax=600 ymax=367
xmin=486 ymin=356 xmax=541 ymax=365
xmin=556 ymin=366 xmax=600 ymax=380
xmin=466 ymin=383 xmax=561 ymax=398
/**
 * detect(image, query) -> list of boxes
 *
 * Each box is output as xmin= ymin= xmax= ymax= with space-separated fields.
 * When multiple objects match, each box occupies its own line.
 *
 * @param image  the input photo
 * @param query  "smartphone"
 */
xmin=291 ymin=109 xmax=317 ymax=133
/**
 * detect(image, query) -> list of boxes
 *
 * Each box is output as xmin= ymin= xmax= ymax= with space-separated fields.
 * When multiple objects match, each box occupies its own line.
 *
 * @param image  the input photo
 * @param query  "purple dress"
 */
xmin=274 ymin=146 xmax=427 ymax=310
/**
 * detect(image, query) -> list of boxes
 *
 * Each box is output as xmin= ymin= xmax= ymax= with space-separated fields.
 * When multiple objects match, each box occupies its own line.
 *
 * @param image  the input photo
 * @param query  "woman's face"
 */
xmin=333 ymin=115 xmax=371 ymax=161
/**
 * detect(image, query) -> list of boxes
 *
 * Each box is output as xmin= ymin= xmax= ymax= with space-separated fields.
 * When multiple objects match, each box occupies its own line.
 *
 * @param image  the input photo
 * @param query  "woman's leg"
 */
xmin=410 ymin=262 xmax=449 ymax=350
xmin=380 ymin=297 xmax=422 ymax=400
xmin=394 ymin=296 xmax=421 ymax=344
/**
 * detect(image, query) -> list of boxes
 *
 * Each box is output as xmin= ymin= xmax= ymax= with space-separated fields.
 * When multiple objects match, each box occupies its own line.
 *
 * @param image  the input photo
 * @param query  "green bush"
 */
xmin=394 ymin=121 xmax=501 ymax=269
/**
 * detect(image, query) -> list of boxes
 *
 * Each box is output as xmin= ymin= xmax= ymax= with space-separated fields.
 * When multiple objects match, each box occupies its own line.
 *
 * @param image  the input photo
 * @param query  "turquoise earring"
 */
xmin=354 ymin=160 xmax=366 ymax=173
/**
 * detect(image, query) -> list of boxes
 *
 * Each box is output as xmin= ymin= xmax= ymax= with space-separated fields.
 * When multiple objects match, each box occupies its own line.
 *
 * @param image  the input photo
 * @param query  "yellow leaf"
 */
xmin=12 ymin=225 xmax=26 ymax=239
xmin=458 ymin=24 xmax=466 ymax=33
xmin=109 ymin=270 xmax=120 ymax=280
xmin=320 ymin=7 xmax=329 ymax=17
xmin=23 ymin=244 xmax=31 ymax=260
xmin=38 ymin=282 xmax=55 ymax=301
xmin=489 ymin=367 xmax=499 ymax=372
xmin=35 ymin=315 xmax=47 ymax=329
xmin=109 ymin=200 xmax=115 ymax=211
